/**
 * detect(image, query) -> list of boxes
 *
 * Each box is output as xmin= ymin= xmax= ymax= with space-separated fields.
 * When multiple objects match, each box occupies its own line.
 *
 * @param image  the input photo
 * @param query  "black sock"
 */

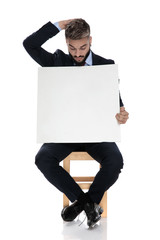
xmin=77 ymin=192 xmax=93 ymax=206
xmin=85 ymin=192 xmax=93 ymax=203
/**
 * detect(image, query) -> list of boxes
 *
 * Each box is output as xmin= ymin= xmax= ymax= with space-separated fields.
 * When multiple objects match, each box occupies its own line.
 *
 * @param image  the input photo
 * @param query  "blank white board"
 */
xmin=37 ymin=64 xmax=120 ymax=143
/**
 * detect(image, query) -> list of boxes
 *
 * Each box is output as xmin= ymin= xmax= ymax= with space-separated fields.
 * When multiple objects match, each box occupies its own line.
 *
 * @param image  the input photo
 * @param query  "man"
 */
xmin=23 ymin=19 xmax=129 ymax=227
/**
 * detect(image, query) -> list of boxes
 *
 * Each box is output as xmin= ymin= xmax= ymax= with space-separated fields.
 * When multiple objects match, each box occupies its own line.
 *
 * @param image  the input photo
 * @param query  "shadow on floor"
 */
xmin=61 ymin=213 xmax=107 ymax=240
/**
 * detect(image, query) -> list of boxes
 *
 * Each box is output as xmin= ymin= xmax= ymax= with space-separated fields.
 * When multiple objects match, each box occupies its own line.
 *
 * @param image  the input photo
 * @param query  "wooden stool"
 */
xmin=63 ymin=152 xmax=107 ymax=218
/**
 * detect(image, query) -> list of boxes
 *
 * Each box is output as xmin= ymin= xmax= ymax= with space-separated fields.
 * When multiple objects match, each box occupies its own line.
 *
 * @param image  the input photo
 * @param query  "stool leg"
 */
xmin=98 ymin=164 xmax=107 ymax=217
xmin=63 ymin=194 xmax=69 ymax=208
xmin=63 ymin=156 xmax=70 ymax=208
xmin=99 ymin=191 xmax=107 ymax=218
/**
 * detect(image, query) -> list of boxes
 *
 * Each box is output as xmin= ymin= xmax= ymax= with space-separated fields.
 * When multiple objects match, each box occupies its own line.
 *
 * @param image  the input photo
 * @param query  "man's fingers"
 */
xmin=122 ymin=114 xmax=129 ymax=119
xmin=121 ymin=111 xmax=129 ymax=115
xmin=58 ymin=19 xmax=76 ymax=30
xmin=116 ymin=108 xmax=129 ymax=124
xmin=120 ymin=107 xmax=128 ymax=114
xmin=120 ymin=106 xmax=125 ymax=111
xmin=116 ymin=113 xmax=129 ymax=123
xmin=120 ymin=109 xmax=129 ymax=118
xmin=116 ymin=116 xmax=127 ymax=124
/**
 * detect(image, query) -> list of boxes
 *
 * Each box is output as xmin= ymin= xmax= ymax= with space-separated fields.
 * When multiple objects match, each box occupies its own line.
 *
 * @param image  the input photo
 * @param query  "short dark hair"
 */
xmin=65 ymin=19 xmax=90 ymax=40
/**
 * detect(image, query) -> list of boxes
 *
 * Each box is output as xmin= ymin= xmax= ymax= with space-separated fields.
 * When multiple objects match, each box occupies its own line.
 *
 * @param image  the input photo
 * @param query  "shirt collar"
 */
xmin=85 ymin=50 xmax=92 ymax=66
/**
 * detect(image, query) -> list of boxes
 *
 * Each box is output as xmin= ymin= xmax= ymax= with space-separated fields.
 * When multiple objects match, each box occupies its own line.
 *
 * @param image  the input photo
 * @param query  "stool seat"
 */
xmin=63 ymin=151 xmax=107 ymax=218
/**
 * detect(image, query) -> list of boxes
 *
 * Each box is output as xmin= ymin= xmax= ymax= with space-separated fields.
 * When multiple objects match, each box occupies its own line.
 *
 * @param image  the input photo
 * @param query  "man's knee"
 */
xmin=35 ymin=146 xmax=59 ymax=173
xmin=35 ymin=150 xmax=44 ymax=169
xmin=35 ymin=147 xmax=49 ymax=170
xmin=101 ymin=146 xmax=124 ymax=171
xmin=110 ymin=143 xmax=124 ymax=170
xmin=114 ymin=150 xmax=124 ymax=171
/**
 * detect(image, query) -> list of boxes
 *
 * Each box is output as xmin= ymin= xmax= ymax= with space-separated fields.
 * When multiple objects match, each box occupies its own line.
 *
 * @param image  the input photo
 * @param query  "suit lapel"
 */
xmin=92 ymin=51 xmax=96 ymax=65
xmin=92 ymin=51 xmax=100 ymax=65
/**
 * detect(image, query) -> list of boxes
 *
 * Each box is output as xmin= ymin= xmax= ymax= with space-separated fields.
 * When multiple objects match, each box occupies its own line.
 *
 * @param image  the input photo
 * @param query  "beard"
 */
xmin=69 ymin=49 xmax=91 ymax=66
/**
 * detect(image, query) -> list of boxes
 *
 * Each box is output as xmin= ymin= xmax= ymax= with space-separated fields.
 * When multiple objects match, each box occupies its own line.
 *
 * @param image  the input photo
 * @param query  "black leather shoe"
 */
xmin=84 ymin=202 xmax=103 ymax=227
xmin=61 ymin=200 xmax=84 ymax=222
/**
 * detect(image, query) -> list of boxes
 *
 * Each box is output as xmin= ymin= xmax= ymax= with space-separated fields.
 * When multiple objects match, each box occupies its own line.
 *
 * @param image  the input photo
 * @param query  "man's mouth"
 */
xmin=74 ymin=56 xmax=84 ymax=62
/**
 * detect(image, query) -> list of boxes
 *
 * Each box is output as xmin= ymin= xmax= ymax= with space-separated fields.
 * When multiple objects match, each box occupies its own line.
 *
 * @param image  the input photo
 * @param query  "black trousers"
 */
xmin=35 ymin=142 xmax=123 ymax=204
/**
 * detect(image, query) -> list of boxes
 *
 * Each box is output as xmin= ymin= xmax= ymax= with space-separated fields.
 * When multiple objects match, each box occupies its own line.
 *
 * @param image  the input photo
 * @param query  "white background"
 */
xmin=1 ymin=0 xmax=160 ymax=239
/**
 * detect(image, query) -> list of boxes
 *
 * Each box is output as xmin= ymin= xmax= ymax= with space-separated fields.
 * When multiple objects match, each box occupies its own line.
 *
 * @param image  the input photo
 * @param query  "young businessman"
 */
xmin=23 ymin=19 xmax=129 ymax=227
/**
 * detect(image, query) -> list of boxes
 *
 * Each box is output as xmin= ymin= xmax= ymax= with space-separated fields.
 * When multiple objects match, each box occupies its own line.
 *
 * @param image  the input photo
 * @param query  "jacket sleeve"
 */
xmin=119 ymin=92 xmax=124 ymax=107
xmin=106 ymin=60 xmax=124 ymax=107
xmin=23 ymin=22 xmax=60 ymax=66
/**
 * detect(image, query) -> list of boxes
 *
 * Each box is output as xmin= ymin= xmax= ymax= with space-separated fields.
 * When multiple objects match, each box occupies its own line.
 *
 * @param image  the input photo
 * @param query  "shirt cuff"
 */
xmin=53 ymin=22 xmax=62 ymax=31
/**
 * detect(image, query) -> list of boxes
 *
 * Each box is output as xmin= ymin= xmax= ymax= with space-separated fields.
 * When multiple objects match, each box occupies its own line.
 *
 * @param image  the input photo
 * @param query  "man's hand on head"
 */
xmin=58 ymin=19 xmax=75 ymax=30
xmin=115 ymin=107 xmax=129 ymax=124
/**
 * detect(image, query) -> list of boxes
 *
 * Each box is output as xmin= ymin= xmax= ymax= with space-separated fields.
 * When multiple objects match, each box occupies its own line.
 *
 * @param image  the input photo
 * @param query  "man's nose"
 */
xmin=75 ymin=49 xmax=81 ymax=56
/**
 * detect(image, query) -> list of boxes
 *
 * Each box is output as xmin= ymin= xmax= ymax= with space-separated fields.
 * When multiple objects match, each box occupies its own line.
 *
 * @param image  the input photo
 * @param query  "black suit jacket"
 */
xmin=23 ymin=22 xmax=123 ymax=106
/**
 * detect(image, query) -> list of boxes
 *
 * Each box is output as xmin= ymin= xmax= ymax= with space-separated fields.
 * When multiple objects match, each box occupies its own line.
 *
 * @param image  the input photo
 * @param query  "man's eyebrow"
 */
xmin=69 ymin=44 xmax=87 ymax=49
xmin=69 ymin=44 xmax=75 ymax=48
xmin=80 ymin=44 xmax=87 ymax=48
